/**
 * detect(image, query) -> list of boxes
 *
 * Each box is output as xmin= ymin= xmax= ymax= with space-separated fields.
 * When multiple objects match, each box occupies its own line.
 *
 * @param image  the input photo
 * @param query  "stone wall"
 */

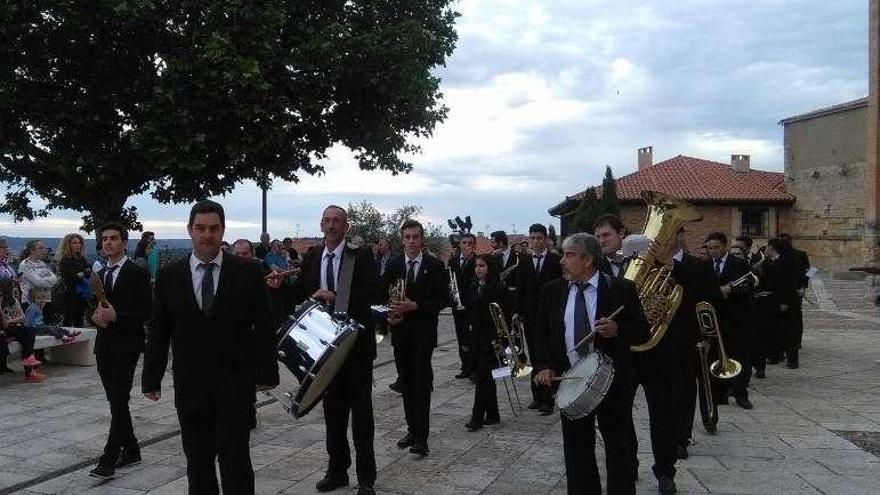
xmin=783 ymin=106 xmax=870 ymax=274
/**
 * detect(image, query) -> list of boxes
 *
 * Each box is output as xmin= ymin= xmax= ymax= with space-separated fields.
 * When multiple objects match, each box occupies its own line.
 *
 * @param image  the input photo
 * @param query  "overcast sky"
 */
xmin=1 ymin=0 xmax=870 ymax=240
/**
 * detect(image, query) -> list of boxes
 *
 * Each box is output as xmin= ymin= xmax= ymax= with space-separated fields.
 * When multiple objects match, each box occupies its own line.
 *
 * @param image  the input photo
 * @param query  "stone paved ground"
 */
xmin=1 ymin=275 xmax=879 ymax=495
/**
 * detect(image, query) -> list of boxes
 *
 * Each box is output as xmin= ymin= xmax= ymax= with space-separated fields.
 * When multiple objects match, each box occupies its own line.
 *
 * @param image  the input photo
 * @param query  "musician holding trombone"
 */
xmin=533 ymin=233 xmax=648 ymax=495
xmin=463 ymin=254 xmax=503 ymax=431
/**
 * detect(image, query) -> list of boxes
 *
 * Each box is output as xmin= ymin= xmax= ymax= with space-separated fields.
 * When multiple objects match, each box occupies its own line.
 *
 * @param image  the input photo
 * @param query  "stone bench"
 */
xmin=6 ymin=327 xmax=97 ymax=367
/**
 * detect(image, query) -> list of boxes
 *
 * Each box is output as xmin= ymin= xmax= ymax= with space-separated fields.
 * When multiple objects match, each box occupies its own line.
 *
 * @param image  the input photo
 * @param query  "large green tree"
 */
xmin=0 ymin=0 xmax=458 ymax=231
xmin=346 ymin=199 xmax=445 ymax=252
xmin=600 ymin=165 xmax=621 ymax=217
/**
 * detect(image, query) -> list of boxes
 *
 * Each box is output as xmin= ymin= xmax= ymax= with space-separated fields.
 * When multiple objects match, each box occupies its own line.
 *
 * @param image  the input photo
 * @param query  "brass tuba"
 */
xmin=386 ymin=277 xmax=407 ymax=326
xmin=625 ymin=191 xmax=703 ymax=352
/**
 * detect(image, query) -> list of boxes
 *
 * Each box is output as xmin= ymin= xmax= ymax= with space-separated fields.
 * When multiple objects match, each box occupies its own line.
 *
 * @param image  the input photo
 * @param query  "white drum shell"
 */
xmin=555 ymin=352 xmax=615 ymax=420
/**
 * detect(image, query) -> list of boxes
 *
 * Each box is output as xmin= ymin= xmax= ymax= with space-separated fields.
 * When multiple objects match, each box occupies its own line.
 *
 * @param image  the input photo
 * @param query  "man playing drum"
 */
xmin=533 ymin=233 xmax=648 ymax=495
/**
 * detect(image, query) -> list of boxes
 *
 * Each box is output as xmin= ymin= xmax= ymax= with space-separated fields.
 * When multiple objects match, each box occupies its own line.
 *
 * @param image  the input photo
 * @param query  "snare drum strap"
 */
xmin=334 ymin=248 xmax=357 ymax=315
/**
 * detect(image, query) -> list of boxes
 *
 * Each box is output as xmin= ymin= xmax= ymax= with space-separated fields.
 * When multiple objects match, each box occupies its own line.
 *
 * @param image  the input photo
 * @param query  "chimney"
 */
xmin=731 ymin=154 xmax=750 ymax=173
xmin=638 ymin=146 xmax=653 ymax=170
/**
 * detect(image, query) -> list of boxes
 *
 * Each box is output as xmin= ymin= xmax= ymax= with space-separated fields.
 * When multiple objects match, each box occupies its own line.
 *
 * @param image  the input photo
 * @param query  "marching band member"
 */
xmin=490 ymin=231 xmax=519 ymax=318
xmin=464 ymin=254 xmax=503 ymax=431
xmin=705 ymin=232 xmax=754 ymax=410
xmin=292 ymin=205 xmax=381 ymax=495
xmin=763 ymin=237 xmax=803 ymax=369
xmin=594 ymin=215 xmax=678 ymax=494
xmin=779 ymin=233 xmax=810 ymax=366
xmin=533 ymin=233 xmax=648 ymax=495
xmin=143 ymin=201 xmax=279 ymax=495
xmin=448 ymin=232 xmax=477 ymax=379
xmin=384 ymin=219 xmax=449 ymax=457
xmin=516 ymin=224 xmax=562 ymax=415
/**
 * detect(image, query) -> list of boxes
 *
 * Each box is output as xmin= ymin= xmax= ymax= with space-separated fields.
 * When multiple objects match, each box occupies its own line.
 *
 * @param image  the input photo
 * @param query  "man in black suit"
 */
xmin=515 ymin=223 xmax=562 ymax=415
xmin=448 ymin=232 xmax=476 ymax=379
xmin=779 ymin=233 xmax=810 ymax=366
xmin=88 ymin=223 xmax=152 ymax=479
xmin=595 ymin=215 xmax=678 ymax=494
xmin=533 ymin=232 xmax=649 ymax=495
xmin=143 ymin=200 xmax=279 ymax=495
xmin=385 ymin=219 xmax=448 ymax=457
xmin=491 ymin=230 xmax=519 ymax=314
xmin=292 ymin=205 xmax=380 ymax=495
xmin=706 ymin=232 xmax=753 ymax=409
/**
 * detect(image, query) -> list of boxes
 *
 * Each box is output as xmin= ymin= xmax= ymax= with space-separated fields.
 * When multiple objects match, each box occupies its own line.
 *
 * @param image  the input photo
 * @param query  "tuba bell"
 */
xmin=625 ymin=191 xmax=703 ymax=352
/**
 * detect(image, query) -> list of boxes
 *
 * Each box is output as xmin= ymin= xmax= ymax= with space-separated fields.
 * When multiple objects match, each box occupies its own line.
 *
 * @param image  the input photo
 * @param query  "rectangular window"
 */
xmin=740 ymin=208 xmax=769 ymax=238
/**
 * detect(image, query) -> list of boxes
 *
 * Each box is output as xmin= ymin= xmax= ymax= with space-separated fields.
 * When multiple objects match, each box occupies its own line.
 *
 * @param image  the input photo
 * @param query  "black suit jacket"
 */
xmin=667 ymin=254 xmax=722 ymax=347
xmin=714 ymin=256 xmax=750 ymax=333
xmin=294 ymin=243 xmax=381 ymax=365
xmin=792 ymin=248 xmax=810 ymax=289
xmin=142 ymin=252 xmax=279 ymax=413
xmin=533 ymin=274 xmax=649 ymax=376
xmin=516 ymin=251 xmax=562 ymax=319
xmin=382 ymin=253 xmax=449 ymax=346
xmin=93 ymin=259 xmax=152 ymax=355
xmin=447 ymin=254 xmax=475 ymax=311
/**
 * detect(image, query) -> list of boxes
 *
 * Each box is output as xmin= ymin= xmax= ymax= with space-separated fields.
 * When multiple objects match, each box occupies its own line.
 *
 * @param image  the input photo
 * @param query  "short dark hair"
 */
xmin=593 ymin=214 xmax=625 ymax=233
xmin=778 ymin=232 xmax=792 ymax=243
xmin=188 ymin=200 xmax=225 ymax=228
xmin=400 ymin=219 xmax=424 ymax=237
xmin=141 ymin=231 xmax=155 ymax=240
xmin=490 ymin=230 xmax=508 ymax=246
xmin=734 ymin=235 xmax=753 ymax=249
xmin=98 ymin=222 xmax=129 ymax=242
xmin=283 ymin=237 xmax=292 ymax=243
xmin=233 ymin=238 xmax=254 ymax=255
xmin=705 ymin=232 xmax=728 ymax=245
xmin=768 ymin=236 xmax=792 ymax=256
xmin=460 ymin=232 xmax=476 ymax=243
xmin=528 ymin=224 xmax=547 ymax=237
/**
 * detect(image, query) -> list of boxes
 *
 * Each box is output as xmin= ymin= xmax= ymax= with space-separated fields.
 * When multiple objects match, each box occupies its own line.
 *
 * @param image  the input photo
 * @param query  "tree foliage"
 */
xmin=0 ymin=0 xmax=459 ymax=231
xmin=346 ymin=200 xmax=446 ymax=253
xmin=600 ymin=165 xmax=621 ymax=217
xmin=571 ymin=187 xmax=600 ymax=234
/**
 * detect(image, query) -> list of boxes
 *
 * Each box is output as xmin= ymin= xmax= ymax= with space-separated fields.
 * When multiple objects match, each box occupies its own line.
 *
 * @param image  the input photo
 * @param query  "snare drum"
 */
xmin=555 ymin=352 xmax=615 ymax=420
xmin=268 ymin=299 xmax=361 ymax=417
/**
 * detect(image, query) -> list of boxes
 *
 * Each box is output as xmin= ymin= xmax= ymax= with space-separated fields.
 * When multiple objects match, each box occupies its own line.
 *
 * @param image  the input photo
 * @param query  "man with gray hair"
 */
xmin=533 ymin=233 xmax=649 ymax=495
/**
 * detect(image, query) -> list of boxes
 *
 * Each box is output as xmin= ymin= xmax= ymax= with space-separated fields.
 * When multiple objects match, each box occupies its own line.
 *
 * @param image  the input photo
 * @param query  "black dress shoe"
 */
xmin=396 ymin=433 xmax=415 ymax=449
xmin=115 ymin=451 xmax=142 ymax=469
xmin=717 ymin=397 xmax=729 ymax=406
xmin=455 ymin=371 xmax=472 ymax=379
xmin=538 ymin=404 xmax=553 ymax=416
xmin=676 ymin=445 xmax=689 ymax=460
xmin=704 ymin=423 xmax=717 ymax=434
xmin=755 ymin=369 xmax=766 ymax=379
xmin=389 ymin=381 xmax=402 ymax=393
xmin=88 ymin=463 xmax=115 ymax=479
xmin=464 ymin=420 xmax=483 ymax=431
xmin=735 ymin=397 xmax=754 ymax=410
xmin=483 ymin=417 xmax=500 ymax=425
xmin=658 ymin=475 xmax=677 ymax=494
xmin=316 ymin=473 xmax=349 ymax=492
xmin=357 ymin=486 xmax=376 ymax=495
xmin=766 ymin=357 xmax=779 ymax=365
xmin=785 ymin=361 xmax=799 ymax=369
xmin=409 ymin=441 xmax=429 ymax=456
xmin=527 ymin=400 xmax=540 ymax=410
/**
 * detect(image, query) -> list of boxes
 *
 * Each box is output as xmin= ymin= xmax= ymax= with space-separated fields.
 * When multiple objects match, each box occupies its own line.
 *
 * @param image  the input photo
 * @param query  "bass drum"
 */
xmin=269 ymin=299 xmax=362 ymax=418
xmin=555 ymin=352 xmax=615 ymax=420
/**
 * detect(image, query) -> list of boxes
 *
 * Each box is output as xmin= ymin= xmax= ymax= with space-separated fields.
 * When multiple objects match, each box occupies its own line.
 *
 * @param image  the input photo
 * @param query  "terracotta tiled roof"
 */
xmin=549 ymin=155 xmax=792 ymax=215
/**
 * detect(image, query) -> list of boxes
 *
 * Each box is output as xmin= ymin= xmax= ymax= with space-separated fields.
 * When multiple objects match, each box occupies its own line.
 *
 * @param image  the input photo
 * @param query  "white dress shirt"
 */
xmin=673 ymin=249 xmax=684 ymax=263
xmin=404 ymin=252 xmax=424 ymax=283
xmin=320 ymin=242 xmax=345 ymax=291
xmin=714 ymin=253 xmax=728 ymax=276
xmin=500 ymin=248 xmax=511 ymax=267
xmin=532 ymin=249 xmax=548 ymax=272
xmin=103 ymin=256 xmax=130 ymax=288
xmin=190 ymin=251 xmax=223 ymax=310
xmin=564 ymin=270 xmax=600 ymax=366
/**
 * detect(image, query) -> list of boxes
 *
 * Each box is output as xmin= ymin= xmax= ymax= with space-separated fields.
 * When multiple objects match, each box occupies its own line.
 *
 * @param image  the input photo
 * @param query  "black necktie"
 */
xmin=103 ymin=265 xmax=118 ymax=296
xmin=715 ymin=259 xmax=722 ymax=276
xmin=325 ymin=253 xmax=336 ymax=292
xmin=406 ymin=260 xmax=417 ymax=292
xmin=200 ymin=262 xmax=215 ymax=315
xmin=573 ymin=282 xmax=591 ymax=356
xmin=533 ymin=254 xmax=543 ymax=271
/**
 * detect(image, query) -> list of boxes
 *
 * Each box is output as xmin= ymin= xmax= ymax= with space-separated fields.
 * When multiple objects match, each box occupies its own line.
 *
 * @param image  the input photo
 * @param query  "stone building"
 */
xmin=548 ymin=147 xmax=794 ymax=255
xmin=779 ymin=98 xmax=870 ymax=274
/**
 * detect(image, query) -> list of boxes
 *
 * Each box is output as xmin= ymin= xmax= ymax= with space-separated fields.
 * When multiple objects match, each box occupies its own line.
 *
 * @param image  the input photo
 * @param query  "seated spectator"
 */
xmin=25 ymin=288 xmax=81 ymax=343
xmin=0 ymin=278 xmax=44 ymax=381
xmin=18 ymin=240 xmax=59 ymax=317
xmin=263 ymin=239 xmax=290 ymax=271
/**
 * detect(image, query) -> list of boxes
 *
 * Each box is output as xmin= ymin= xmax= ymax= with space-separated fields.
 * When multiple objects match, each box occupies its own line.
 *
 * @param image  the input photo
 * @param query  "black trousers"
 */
xmin=672 ymin=337 xmax=698 ymax=448
xmin=96 ymin=352 xmax=140 ymax=463
xmin=62 ymin=293 xmax=86 ymax=327
xmin=711 ymin=322 xmax=751 ymax=401
xmin=323 ymin=358 xmax=376 ymax=486
xmin=562 ymin=373 xmax=635 ymax=495
xmin=695 ymin=343 xmax=718 ymax=430
xmin=4 ymin=326 xmax=36 ymax=358
xmin=624 ymin=356 xmax=677 ymax=480
xmin=753 ymin=296 xmax=775 ymax=372
xmin=178 ymin=407 xmax=254 ymax=495
xmin=452 ymin=310 xmax=472 ymax=372
xmin=523 ymin=317 xmax=552 ymax=407
xmin=394 ymin=334 xmax=434 ymax=442
xmin=470 ymin=350 xmax=499 ymax=423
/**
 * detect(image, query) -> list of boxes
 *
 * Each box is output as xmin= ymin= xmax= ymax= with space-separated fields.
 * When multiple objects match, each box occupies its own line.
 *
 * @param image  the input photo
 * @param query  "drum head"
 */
xmin=292 ymin=323 xmax=360 ymax=417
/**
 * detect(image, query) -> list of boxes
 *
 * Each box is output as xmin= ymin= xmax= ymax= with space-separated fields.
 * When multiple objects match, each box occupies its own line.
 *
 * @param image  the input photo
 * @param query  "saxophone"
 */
xmin=625 ymin=191 xmax=703 ymax=352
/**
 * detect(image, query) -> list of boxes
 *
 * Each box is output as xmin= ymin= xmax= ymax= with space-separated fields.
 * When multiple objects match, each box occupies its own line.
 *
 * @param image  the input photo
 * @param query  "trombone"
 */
xmin=488 ymin=302 xmax=530 ymax=416
xmin=695 ymin=301 xmax=741 ymax=380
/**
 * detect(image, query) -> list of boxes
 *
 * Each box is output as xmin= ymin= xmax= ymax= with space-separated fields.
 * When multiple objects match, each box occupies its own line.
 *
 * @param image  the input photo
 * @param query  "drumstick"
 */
xmin=551 ymin=375 xmax=584 ymax=381
xmin=573 ymin=304 xmax=625 ymax=351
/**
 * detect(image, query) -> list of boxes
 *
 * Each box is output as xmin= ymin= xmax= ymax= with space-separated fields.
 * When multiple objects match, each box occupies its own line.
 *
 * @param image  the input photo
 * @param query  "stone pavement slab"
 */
xmin=1 ymin=275 xmax=879 ymax=494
